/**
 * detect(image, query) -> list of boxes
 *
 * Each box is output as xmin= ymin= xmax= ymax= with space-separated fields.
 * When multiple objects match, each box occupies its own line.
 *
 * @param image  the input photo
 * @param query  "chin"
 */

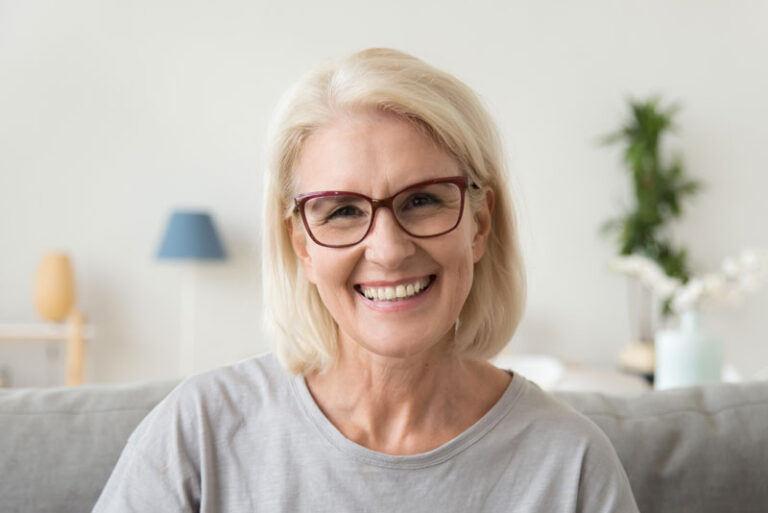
xmin=348 ymin=328 xmax=454 ymax=362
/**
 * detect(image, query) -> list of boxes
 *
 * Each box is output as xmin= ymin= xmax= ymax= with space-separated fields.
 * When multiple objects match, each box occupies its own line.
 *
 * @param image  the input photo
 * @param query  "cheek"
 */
xmin=306 ymin=246 xmax=359 ymax=301
xmin=452 ymin=255 xmax=475 ymax=305
xmin=439 ymin=233 xmax=476 ymax=308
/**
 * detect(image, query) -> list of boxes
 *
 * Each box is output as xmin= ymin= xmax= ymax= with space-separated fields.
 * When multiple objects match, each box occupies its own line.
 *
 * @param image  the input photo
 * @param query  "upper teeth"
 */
xmin=360 ymin=277 xmax=431 ymax=301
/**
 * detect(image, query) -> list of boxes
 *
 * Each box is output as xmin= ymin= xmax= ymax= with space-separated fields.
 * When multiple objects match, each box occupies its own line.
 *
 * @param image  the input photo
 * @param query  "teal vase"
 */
xmin=655 ymin=310 xmax=723 ymax=390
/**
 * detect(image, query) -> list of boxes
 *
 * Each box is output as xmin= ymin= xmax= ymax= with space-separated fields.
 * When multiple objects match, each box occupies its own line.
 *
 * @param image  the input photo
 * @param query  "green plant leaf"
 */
xmin=600 ymin=95 xmax=702 ymax=316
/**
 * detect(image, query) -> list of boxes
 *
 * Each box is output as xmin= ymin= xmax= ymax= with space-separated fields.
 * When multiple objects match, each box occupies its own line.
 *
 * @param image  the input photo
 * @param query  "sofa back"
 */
xmin=0 ymin=380 xmax=177 ymax=513
xmin=557 ymin=381 xmax=768 ymax=513
xmin=1 ymin=379 xmax=767 ymax=513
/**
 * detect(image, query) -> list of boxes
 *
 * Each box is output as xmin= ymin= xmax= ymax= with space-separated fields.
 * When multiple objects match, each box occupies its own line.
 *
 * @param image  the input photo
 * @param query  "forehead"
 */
xmin=293 ymin=110 xmax=461 ymax=196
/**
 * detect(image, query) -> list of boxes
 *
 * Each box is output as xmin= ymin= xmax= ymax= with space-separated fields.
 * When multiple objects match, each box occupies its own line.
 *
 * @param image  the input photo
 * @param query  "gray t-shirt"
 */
xmin=93 ymin=353 xmax=638 ymax=512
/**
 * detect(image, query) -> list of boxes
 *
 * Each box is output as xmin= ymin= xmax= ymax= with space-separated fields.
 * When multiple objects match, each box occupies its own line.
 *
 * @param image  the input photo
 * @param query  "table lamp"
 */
xmin=157 ymin=210 xmax=227 ymax=376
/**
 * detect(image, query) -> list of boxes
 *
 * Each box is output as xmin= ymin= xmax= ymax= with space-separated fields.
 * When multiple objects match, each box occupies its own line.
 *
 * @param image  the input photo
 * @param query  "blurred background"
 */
xmin=1 ymin=0 xmax=766 ymax=386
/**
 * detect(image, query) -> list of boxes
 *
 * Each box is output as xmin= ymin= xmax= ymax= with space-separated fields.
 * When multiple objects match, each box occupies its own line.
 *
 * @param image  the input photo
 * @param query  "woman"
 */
xmin=94 ymin=49 xmax=638 ymax=512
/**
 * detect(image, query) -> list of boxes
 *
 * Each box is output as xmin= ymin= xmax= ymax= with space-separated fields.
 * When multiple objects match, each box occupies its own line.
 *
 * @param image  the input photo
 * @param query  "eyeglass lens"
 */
xmin=302 ymin=181 xmax=463 ymax=246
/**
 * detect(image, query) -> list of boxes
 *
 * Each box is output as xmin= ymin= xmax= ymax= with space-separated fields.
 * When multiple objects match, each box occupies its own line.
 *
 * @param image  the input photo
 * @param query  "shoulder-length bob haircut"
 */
xmin=262 ymin=48 xmax=526 ymax=375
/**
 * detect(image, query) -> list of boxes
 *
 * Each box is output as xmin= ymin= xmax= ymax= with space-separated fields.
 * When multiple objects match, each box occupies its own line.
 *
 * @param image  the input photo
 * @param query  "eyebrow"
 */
xmin=305 ymin=194 xmax=367 ymax=212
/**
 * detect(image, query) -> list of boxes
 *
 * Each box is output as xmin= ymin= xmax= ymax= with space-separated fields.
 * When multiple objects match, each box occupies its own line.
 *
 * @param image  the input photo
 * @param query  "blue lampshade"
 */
xmin=156 ymin=210 xmax=227 ymax=260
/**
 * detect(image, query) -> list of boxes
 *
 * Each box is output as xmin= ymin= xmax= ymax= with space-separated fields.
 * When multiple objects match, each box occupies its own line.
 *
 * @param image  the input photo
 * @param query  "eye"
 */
xmin=305 ymin=195 xmax=370 ymax=226
xmin=403 ymin=193 xmax=441 ymax=209
xmin=326 ymin=204 xmax=366 ymax=220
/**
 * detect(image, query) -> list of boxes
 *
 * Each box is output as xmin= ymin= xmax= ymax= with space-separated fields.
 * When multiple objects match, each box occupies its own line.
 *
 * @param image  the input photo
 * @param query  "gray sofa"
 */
xmin=1 ymin=378 xmax=767 ymax=512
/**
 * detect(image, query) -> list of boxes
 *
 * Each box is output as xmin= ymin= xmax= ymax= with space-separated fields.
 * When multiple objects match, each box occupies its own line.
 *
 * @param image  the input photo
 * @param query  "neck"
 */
xmin=305 ymin=341 xmax=511 ymax=455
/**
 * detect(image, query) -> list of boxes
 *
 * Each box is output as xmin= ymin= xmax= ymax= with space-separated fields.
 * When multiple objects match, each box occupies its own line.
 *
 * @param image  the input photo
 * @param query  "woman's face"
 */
xmin=290 ymin=109 xmax=492 ymax=362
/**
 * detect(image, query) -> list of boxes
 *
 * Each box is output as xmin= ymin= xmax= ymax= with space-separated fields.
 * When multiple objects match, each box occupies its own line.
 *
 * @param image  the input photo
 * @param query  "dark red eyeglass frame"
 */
xmin=293 ymin=176 xmax=471 ymax=248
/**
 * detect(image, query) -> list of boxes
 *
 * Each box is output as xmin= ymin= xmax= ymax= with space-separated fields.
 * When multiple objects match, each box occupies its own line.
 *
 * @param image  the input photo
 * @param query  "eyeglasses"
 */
xmin=294 ymin=176 xmax=471 ymax=248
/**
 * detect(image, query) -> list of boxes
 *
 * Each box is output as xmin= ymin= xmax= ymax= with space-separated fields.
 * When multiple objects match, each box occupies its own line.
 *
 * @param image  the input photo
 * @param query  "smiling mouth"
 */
xmin=355 ymin=275 xmax=436 ymax=302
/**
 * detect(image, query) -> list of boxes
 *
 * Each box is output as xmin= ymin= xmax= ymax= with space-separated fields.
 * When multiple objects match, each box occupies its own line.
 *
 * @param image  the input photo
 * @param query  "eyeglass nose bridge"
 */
xmin=363 ymin=195 xmax=410 ymax=240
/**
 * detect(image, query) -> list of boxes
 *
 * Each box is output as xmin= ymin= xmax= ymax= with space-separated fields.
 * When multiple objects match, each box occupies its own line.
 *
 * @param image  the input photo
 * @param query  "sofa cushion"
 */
xmin=555 ymin=381 xmax=768 ymax=513
xmin=0 ymin=380 xmax=177 ymax=513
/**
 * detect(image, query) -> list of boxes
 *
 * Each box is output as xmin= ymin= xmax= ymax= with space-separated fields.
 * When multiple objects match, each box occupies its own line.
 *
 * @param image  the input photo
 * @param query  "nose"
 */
xmin=363 ymin=206 xmax=416 ymax=268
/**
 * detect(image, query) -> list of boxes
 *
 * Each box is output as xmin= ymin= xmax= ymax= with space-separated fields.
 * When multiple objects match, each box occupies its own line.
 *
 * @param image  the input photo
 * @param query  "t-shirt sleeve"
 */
xmin=91 ymin=385 xmax=203 ymax=512
xmin=576 ymin=430 xmax=639 ymax=513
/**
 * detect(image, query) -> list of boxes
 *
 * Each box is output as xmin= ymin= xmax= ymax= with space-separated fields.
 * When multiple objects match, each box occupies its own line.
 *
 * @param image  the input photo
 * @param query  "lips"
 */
xmin=355 ymin=275 xmax=435 ymax=301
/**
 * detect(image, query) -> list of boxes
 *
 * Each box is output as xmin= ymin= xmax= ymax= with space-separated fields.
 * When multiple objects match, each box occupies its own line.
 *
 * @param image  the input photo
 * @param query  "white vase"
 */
xmin=654 ymin=310 xmax=722 ymax=390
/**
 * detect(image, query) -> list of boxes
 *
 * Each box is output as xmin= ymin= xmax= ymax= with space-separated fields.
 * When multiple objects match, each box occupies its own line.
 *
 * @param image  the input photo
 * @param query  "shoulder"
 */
xmin=489 ymin=375 xmax=638 ymax=510
xmin=128 ymin=353 xmax=291 ymax=447
xmin=176 ymin=352 xmax=289 ymax=404
xmin=511 ymin=374 xmax=612 ymax=445
xmin=497 ymin=374 xmax=629 ymax=476
xmin=512 ymin=375 xmax=639 ymax=510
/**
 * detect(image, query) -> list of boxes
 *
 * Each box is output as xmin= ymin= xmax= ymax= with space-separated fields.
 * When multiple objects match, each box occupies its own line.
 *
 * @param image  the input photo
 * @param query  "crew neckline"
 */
xmin=288 ymin=368 xmax=525 ymax=469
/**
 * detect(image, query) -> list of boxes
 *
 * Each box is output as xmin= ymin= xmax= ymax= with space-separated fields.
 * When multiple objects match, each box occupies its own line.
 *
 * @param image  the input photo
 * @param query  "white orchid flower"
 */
xmin=610 ymin=249 xmax=768 ymax=314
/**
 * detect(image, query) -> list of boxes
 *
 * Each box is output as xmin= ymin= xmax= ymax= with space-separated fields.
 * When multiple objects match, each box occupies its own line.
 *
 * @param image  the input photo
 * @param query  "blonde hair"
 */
xmin=262 ymin=48 xmax=526 ymax=375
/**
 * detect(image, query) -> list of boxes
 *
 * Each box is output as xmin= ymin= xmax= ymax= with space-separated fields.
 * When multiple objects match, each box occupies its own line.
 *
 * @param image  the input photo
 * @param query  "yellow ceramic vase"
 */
xmin=34 ymin=253 xmax=75 ymax=322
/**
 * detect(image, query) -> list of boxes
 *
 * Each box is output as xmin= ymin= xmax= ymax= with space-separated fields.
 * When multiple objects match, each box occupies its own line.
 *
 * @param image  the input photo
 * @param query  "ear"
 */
xmin=471 ymin=188 xmax=494 ymax=264
xmin=287 ymin=217 xmax=317 ymax=284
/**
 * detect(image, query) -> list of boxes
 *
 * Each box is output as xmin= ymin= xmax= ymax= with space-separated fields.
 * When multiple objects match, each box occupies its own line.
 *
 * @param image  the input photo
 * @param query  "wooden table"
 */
xmin=0 ymin=312 xmax=92 ymax=385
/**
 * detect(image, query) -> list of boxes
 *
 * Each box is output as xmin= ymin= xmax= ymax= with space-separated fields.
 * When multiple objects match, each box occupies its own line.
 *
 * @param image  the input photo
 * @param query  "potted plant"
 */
xmin=601 ymin=96 xmax=702 ymax=379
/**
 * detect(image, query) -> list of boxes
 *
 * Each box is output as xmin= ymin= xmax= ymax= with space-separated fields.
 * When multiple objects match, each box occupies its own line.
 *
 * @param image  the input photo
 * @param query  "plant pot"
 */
xmin=654 ymin=310 xmax=722 ymax=390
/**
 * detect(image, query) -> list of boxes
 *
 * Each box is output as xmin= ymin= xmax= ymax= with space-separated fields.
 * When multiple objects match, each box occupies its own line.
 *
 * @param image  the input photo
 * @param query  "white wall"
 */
xmin=1 ymin=0 xmax=767 ymax=385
